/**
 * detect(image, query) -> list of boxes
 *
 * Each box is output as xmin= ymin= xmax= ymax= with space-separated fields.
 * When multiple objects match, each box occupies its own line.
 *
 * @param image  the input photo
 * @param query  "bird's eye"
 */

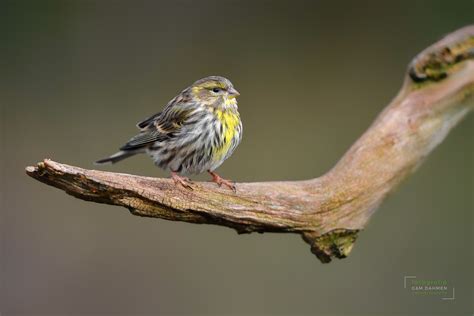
xmin=212 ymin=88 xmax=221 ymax=93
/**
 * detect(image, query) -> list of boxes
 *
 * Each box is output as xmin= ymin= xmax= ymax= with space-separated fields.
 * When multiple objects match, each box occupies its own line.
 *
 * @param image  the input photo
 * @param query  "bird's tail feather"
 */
xmin=94 ymin=150 xmax=142 ymax=165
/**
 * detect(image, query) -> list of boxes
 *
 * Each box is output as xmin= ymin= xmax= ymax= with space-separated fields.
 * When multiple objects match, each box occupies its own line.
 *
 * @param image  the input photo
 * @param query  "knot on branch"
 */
xmin=409 ymin=31 xmax=474 ymax=82
xmin=302 ymin=229 xmax=360 ymax=263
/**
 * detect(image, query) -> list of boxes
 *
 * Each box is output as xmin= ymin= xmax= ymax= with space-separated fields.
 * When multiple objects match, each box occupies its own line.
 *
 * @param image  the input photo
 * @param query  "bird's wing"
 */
xmin=121 ymin=105 xmax=192 ymax=151
xmin=119 ymin=130 xmax=167 ymax=151
xmin=136 ymin=92 xmax=190 ymax=129
xmin=136 ymin=112 xmax=162 ymax=129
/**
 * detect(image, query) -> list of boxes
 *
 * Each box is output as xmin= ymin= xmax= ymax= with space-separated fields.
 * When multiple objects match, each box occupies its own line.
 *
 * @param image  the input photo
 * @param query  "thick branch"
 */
xmin=26 ymin=26 xmax=474 ymax=263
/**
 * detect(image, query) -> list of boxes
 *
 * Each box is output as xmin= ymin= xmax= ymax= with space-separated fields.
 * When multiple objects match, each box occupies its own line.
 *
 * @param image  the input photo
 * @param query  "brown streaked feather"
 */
xmin=136 ymin=91 xmax=191 ymax=130
xmin=136 ymin=112 xmax=161 ymax=129
xmin=121 ymin=107 xmax=193 ymax=151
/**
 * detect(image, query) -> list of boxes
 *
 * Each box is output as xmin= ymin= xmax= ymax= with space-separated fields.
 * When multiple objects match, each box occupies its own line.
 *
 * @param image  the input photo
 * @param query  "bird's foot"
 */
xmin=171 ymin=171 xmax=193 ymax=190
xmin=208 ymin=171 xmax=236 ymax=192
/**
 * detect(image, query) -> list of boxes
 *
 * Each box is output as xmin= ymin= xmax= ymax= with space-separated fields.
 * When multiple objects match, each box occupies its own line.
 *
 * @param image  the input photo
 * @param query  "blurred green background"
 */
xmin=1 ymin=1 xmax=473 ymax=315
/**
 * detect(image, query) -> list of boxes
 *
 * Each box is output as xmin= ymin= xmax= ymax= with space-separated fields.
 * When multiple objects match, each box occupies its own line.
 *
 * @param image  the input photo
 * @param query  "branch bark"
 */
xmin=26 ymin=26 xmax=474 ymax=263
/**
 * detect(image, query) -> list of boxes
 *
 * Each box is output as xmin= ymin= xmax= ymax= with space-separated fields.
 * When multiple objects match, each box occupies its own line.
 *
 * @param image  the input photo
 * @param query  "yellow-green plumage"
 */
xmin=213 ymin=108 xmax=241 ymax=161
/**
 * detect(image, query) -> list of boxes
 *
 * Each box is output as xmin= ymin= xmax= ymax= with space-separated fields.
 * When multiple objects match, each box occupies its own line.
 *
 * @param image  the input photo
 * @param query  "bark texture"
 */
xmin=26 ymin=26 xmax=474 ymax=263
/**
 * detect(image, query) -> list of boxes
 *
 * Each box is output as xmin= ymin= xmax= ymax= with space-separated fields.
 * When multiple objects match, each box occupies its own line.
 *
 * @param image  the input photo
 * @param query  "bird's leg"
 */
xmin=171 ymin=171 xmax=193 ymax=190
xmin=208 ymin=170 xmax=236 ymax=192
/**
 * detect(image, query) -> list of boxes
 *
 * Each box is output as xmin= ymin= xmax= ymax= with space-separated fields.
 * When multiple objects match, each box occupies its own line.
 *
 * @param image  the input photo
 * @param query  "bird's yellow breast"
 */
xmin=213 ymin=109 xmax=240 ymax=160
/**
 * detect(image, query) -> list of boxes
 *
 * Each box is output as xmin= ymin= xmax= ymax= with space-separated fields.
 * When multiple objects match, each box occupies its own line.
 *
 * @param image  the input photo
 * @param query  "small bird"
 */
xmin=95 ymin=76 xmax=242 ymax=191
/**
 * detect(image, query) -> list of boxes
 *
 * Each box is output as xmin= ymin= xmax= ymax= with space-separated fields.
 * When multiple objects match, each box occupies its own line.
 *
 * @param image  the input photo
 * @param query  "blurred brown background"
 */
xmin=1 ymin=0 xmax=473 ymax=315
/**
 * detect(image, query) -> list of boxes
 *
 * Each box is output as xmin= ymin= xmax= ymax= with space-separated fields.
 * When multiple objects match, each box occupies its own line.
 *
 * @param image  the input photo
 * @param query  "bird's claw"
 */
xmin=171 ymin=172 xmax=193 ymax=190
xmin=208 ymin=171 xmax=236 ymax=192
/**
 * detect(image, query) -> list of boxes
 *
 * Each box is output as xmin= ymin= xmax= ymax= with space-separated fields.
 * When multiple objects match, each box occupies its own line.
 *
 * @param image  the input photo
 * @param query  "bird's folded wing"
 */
xmin=122 ymin=108 xmax=193 ymax=150
xmin=136 ymin=112 xmax=162 ymax=129
xmin=119 ymin=131 xmax=168 ymax=150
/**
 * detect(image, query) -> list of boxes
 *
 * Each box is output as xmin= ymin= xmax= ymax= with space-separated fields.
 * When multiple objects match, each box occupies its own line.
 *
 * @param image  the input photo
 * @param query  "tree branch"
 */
xmin=26 ymin=26 xmax=474 ymax=263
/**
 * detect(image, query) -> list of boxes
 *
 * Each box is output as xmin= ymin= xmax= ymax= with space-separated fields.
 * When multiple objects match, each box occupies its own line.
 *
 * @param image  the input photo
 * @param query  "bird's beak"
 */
xmin=228 ymin=87 xmax=240 ymax=98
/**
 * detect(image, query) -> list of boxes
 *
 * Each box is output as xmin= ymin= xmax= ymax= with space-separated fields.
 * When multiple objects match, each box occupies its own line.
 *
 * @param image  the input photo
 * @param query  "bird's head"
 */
xmin=189 ymin=76 xmax=240 ymax=108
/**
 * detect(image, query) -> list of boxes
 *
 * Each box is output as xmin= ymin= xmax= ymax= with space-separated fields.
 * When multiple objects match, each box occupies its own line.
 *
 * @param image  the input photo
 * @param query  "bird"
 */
xmin=95 ymin=76 xmax=242 ymax=191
